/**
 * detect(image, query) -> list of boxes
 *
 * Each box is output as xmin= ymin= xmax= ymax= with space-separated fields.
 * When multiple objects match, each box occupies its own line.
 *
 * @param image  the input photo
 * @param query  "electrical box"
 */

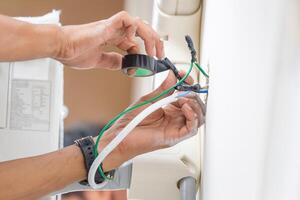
xmin=0 ymin=63 xmax=10 ymax=128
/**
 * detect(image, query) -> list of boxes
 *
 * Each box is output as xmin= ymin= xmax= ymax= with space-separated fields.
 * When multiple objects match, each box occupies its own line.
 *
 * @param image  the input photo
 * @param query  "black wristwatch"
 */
xmin=74 ymin=136 xmax=114 ymax=185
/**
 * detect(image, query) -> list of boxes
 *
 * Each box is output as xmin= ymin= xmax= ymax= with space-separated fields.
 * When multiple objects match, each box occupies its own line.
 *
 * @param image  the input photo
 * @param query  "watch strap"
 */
xmin=75 ymin=136 xmax=104 ymax=185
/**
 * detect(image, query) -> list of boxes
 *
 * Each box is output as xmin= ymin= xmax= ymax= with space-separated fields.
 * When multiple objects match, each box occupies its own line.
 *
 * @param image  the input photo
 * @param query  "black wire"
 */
xmin=185 ymin=35 xmax=197 ymax=63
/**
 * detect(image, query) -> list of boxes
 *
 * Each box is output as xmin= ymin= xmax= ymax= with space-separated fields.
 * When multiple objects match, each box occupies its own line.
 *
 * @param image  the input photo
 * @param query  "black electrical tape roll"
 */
xmin=122 ymin=54 xmax=169 ymax=77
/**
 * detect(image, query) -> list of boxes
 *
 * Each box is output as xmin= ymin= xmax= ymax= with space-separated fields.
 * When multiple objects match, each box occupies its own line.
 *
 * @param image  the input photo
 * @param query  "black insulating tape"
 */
xmin=122 ymin=54 xmax=169 ymax=77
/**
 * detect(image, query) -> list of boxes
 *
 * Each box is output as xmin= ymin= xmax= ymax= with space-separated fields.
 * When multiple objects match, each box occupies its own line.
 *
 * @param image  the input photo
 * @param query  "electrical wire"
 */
xmin=93 ymin=62 xmax=194 ymax=181
xmin=199 ymin=89 xmax=208 ymax=93
xmin=194 ymin=62 xmax=209 ymax=78
xmin=89 ymin=33 xmax=210 ymax=187
xmin=88 ymin=91 xmax=191 ymax=189
xmin=92 ymin=62 xmax=209 ymax=182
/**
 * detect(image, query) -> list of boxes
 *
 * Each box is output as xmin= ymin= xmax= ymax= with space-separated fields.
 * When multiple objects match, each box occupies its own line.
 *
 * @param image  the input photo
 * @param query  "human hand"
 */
xmin=55 ymin=11 xmax=163 ymax=69
xmin=98 ymin=71 xmax=205 ymax=171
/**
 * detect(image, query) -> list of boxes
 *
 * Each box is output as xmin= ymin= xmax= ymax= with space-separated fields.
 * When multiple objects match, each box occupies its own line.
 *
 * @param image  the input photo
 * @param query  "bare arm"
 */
xmin=0 ymin=145 xmax=86 ymax=200
xmin=0 ymin=72 xmax=204 ymax=200
xmin=0 ymin=11 xmax=204 ymax=200
xmin=0 ymin=15 xmax=60 ymax=61
xmin=0 ymin=133 xmax=125 ymax=200
xmin=0 ymin=11 xmax=164 ymax=69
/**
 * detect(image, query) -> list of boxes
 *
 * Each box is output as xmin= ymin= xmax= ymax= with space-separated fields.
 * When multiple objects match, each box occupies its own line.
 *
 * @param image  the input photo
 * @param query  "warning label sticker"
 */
xmin=10 ymin=80 xmax=51 ymax=131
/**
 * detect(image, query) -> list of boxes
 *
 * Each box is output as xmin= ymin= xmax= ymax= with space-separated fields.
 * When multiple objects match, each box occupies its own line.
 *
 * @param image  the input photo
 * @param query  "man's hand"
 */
xmin=0 ymin=11 xmax=162 ymax=65
xmin=98 ymin=71 xmax=205 ymax=171
xmin=55 ymin=11 xmax=163 ymax=69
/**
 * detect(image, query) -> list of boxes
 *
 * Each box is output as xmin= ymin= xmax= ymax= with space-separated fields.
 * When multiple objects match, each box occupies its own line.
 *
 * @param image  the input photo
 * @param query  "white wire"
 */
xmin=88 ymin=91 xmax=190 ymax=189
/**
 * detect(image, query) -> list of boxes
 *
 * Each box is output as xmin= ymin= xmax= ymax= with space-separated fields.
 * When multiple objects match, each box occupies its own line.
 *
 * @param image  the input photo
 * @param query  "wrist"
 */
xmin=33 ymin=24 xmax=63 ymax=59
xmin=93 ymin=132 xmax=131 ymax=172
xmin=120 ymin=127 xmax=163 ymax=156
xmin=49 ymin=25 xmax=64 ymax=59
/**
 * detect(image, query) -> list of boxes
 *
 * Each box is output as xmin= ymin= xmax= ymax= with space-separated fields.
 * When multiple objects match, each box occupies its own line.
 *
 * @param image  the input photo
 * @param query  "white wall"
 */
xmin=200 ymin=0 xmax=300 ymax=200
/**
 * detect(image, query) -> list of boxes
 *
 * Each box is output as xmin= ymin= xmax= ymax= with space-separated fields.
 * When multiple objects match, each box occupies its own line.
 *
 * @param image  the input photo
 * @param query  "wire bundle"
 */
xmin=89 ymin=36 xmax=210 ymax=188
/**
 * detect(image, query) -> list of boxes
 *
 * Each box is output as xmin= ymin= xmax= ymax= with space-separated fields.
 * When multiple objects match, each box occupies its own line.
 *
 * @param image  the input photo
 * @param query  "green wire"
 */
xmin=93 ymin=62 xmax=194 ymax=181
xmin=93 ymin=62 xmax=209 ymax=181
xmin=194 ymin=62 xmax=209 ymax=78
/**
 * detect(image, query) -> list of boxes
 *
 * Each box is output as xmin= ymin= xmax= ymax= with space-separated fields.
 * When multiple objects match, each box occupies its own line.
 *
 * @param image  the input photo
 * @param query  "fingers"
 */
xmin=187 ymin=97 xmax=205 ymax=126
xmin=135 ymin=18 xmax=164 ymax=58
xmin=124 ymin=71 xmax=176 ymax=122
xmin=109 ymin=11 xmax=136 ymax=31
xmin=175 ymin=93 xmax=205 ymax=127
xmin=138 ymin=70 xmax=194 ymax=104
xmin=125 ymin=21 xmax=137 ymax=40
xmin=138 ymin=71 xmax=177 ymax=102
xmin=96 ymin=52 xmax=122 ymax=70
xmin=178 ymin=70 xmax=194 ymax=85
xmin=180 ymin=103 xmax=198 ymax=136
xmin=110 ymin=11 xmax=164 ymax=58
xmin=117 ymin=40 xmax=140 ymax=54
xmin=122 ymin=71 xmax=177 ymax=121
xmin=185 ymin=93 xmax=206 ymax=115
xmin=155 ymin=39 xmax=164 ymax=59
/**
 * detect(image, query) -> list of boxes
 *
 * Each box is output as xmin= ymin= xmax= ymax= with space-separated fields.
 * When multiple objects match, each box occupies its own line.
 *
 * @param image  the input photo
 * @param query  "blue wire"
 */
xmin=199 ymin=89 xmax=208 ymax=93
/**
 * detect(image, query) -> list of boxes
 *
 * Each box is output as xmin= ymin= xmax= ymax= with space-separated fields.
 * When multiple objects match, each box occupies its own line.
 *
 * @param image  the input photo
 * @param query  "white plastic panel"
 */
xmin=156 ymin=0 xmax=200 ymax=15
xmin=152 ymin=0 xmax=201 ymax=64
xmin=0 ymin=11 xmax=62 ymax=200
xmin=200 ymin=0 xmax=300 ymax=200
xmin=0 ymin=63 xmax=10 ymax=128
xmin=128 ymin=0 xmax=202 ymax=199
xmin=0 ymin=58 xmax=63 ymax=162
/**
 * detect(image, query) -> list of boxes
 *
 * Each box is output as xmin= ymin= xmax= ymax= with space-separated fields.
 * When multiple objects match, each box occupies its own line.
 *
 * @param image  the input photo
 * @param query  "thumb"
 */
xmin=122 ymin=71 xmax=177 ymax=122
xmin=138 ymin=71 xmax=177 ymax=103
xmin=96 ymin=52 xmax=123 ymax=70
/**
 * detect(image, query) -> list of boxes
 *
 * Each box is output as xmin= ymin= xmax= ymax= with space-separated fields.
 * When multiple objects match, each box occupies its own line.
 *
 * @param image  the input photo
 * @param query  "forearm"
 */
xmin=0 ymin=133 xmax=127 ymax=200
xmin=0 ymin=15 xmax=61 ymax=61
xmin=0 ymin=145 xmax=85 ymax=200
